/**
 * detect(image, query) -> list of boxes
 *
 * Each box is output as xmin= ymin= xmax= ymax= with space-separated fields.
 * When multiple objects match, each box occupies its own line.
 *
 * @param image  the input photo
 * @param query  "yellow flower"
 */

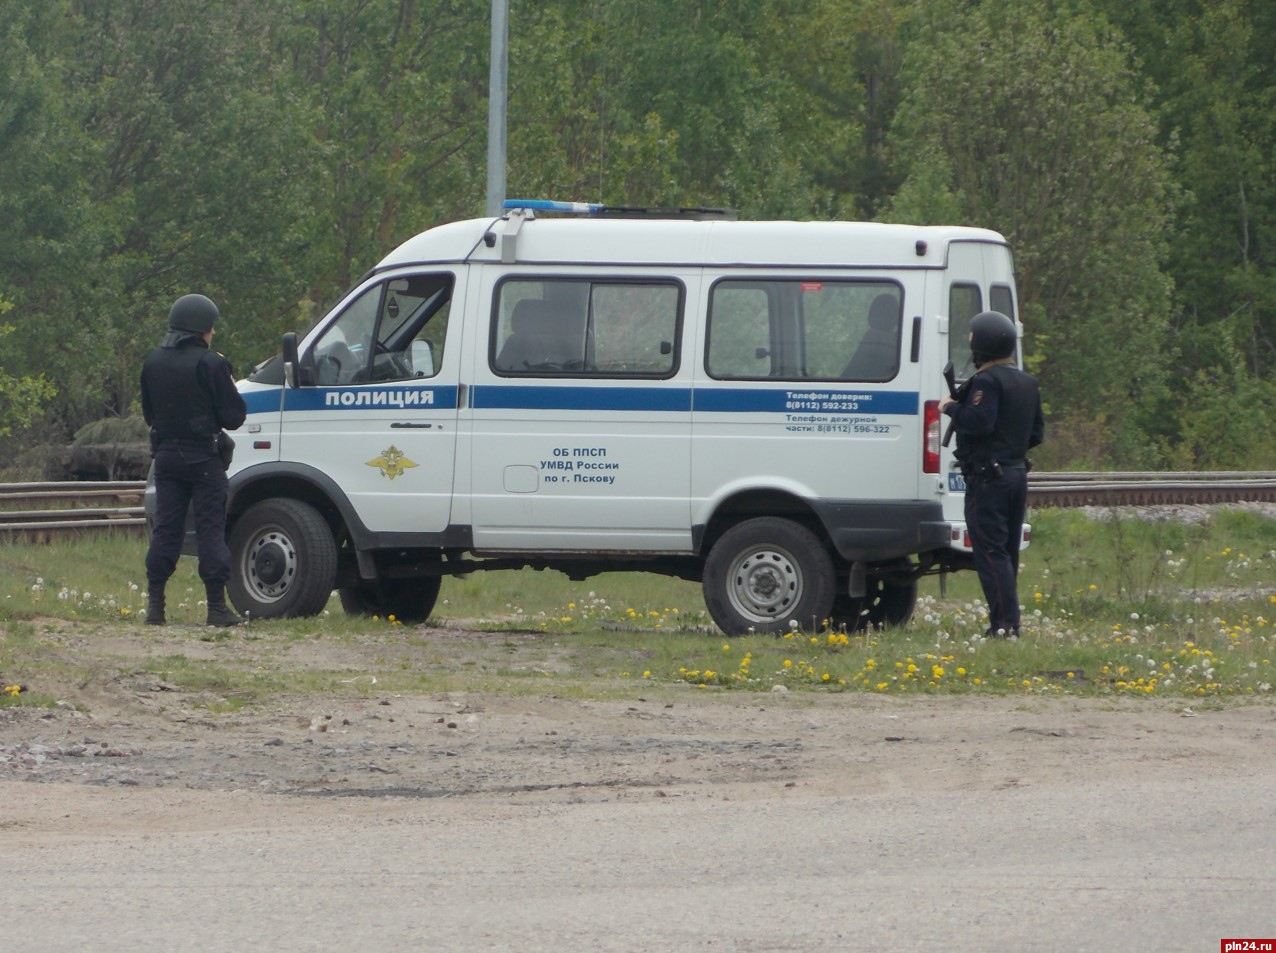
xmin=783 ymin=659 xmax=792 ymax=668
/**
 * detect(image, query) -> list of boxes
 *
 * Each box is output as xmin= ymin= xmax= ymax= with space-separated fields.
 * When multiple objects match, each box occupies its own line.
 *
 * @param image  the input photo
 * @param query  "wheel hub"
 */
xmin=734 ymin=550 xmax=799 ymax=618
xmin=245 ymin=530 xmax=296 ymax=601
xmin=254 ymin=542 xmax=288 ymax=586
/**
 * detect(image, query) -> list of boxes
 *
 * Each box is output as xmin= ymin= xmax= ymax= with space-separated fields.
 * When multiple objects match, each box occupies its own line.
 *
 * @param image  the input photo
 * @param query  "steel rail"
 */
xmin=3 ymin=475 xmax=1276 ymax=542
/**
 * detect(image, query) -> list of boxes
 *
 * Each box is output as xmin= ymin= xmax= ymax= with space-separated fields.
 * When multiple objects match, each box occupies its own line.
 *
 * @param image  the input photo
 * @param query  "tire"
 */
xmin=339 ymin=576 xmax=441 ymax=624
xmin=831 ymin=576 xmax=918 ymax=632
xmin=228 ymin=498 xmax=337 ymax=619
xmin=702 ymin=517 xmax=836 ymax=635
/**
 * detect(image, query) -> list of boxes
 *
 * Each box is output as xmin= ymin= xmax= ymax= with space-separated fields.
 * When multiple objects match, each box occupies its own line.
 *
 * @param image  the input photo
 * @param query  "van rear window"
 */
xmin=706 ymin=279 xmax=902 ymax=381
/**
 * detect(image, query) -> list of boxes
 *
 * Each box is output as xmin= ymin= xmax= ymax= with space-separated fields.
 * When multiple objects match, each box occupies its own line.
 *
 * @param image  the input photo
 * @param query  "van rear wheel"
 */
xmin=339 ymin=576 xmax=441 ymax=624
xmin=228 ymin=499 xmax=337 ymax=619
xmin=831 ymin=576 xmax=918 ymax=631
xmin=703 ymin=518 xmax=835 ymax=635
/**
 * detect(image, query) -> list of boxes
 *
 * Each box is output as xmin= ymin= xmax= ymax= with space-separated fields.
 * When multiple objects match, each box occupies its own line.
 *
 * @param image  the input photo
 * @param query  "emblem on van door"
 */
xmin=366 ymin=445 xmax=419 ymax=480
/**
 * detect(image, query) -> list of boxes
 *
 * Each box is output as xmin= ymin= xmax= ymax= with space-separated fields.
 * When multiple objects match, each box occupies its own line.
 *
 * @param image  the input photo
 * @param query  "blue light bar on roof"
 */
xmin=503 ymin=198 xmax=605 ymax=214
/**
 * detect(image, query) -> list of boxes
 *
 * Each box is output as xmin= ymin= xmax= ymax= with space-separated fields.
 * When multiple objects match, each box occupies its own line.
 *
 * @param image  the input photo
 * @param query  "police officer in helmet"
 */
xmin=141 ymin=294 xmax=247 ymax=626
xmin=939 ymin=310 xmax=1044 ymax=638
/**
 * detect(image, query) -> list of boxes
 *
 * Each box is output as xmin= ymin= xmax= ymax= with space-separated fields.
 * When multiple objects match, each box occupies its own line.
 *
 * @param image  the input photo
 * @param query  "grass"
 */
xmin=2 ymin=505 xmax=1275 ymax=709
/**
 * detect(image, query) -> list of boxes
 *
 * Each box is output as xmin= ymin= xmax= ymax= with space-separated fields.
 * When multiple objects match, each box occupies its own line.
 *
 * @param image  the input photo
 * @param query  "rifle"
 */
xmin=940 ymin=360 xmax=968 ymax=448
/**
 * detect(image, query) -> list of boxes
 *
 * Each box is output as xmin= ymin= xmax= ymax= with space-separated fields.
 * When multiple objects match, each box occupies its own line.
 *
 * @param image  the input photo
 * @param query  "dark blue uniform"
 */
xmin=141 ymin=336 xmax=247 ymax=590
xmin=944 ymin=360 xmax=1044 ymax=636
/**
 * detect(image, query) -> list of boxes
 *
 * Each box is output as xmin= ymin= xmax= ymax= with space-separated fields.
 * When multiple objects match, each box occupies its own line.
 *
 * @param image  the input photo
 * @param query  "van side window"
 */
xmin=312 ymin=273 xmax=453 ymax=385
xmin=706 ymin=279 xmax=902 ymax=381
xmin=948 ymin=283 xmax=983 ymax=380
xmin=493 ymin=279 xmax=680 ymax=377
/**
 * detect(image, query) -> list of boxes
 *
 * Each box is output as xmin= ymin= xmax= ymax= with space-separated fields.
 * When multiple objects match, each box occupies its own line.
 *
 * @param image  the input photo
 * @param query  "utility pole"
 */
xmin=485 ymin=0 xmax=508 ymax=217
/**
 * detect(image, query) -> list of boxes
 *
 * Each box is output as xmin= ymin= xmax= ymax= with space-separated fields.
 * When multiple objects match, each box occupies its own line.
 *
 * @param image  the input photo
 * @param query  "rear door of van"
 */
xmin=940 ymin=240 xmax=1020 ymax=526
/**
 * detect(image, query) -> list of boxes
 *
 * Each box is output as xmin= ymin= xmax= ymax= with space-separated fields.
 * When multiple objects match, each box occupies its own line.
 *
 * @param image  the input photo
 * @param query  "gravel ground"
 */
xmin=3 ymin=622 xmax=1276 ymax=952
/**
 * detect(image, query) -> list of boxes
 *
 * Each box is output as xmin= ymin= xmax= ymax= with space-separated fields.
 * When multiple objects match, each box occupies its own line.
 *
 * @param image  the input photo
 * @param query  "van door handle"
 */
xmin=391 ymin=422 xmax=434 ymax=429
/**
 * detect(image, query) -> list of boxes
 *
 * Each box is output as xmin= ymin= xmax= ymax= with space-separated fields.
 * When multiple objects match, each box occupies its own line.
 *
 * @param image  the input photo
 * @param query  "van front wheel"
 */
xmin=228 ymin=499 xmax=337 ymax=619
xmin=703 ymin=518 xmax=835 ymax=635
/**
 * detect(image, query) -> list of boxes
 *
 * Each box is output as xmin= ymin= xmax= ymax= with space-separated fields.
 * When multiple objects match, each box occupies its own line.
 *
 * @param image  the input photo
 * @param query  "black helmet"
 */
xmin=969 ymin=310 xmax=1017 ymax=364
xmin=168 ymin=294 xmax=220 ymax=334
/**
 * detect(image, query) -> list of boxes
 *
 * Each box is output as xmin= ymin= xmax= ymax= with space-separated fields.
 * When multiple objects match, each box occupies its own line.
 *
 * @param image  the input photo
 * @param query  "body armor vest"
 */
xmin=143 ymin=343 xmax=219 ymax=444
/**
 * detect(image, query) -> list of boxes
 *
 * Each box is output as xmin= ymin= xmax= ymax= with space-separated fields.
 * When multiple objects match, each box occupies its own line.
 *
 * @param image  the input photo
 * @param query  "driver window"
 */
xmin=313 ymin=286 xmax=379 ymax=385
xmin=369 ymin=275 xmax=452 ymax=382
xmin=312 ymin=274 xmax=453 ymax=385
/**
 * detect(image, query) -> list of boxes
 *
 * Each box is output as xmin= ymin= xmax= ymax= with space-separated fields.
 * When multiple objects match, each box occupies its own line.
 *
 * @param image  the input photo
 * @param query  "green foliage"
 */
xmin=71 ymin=416 xmax=149 ymax=446
xmin=0 ymin=304 xmax=55 ymax=438
xmin=1 ymin=0 xmax=1274 ymax=468
xmin=883 ymin=0 xmax=1178 ymax=466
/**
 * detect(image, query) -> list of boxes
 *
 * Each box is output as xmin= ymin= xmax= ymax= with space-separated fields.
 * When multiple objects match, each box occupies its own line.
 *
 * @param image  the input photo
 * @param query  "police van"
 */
xmin=215 ymin=199 xmax=1025 ymax=634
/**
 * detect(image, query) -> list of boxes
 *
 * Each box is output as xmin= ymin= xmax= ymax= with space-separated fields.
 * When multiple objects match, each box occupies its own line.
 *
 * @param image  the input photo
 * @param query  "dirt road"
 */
xmin=5 ymin=686 xmax=1276 ymax=950
xmin=3 ymin=626 xmax=1275 ymax=951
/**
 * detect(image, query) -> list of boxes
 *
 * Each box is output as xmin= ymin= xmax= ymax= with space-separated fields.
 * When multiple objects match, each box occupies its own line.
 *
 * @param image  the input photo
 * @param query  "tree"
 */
xmin=882 ymin=0 xmax=1177 ymax=467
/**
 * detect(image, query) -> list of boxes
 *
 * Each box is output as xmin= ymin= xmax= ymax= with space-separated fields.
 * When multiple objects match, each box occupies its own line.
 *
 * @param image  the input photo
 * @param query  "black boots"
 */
xmin=145 ymin=581 xmax=242 ymax=626
xmin=145 ymin=582 xmax=166 ymax=626
xmin=205 ymin=582 xmax=244 ymax=628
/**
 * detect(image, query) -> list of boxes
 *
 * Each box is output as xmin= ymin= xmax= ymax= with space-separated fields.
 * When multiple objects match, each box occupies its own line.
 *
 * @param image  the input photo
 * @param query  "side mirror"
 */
xmin=409 ymin=339 xmax=434 ymax=377
xmin=282 ymin=332 xmax=304 ymax=388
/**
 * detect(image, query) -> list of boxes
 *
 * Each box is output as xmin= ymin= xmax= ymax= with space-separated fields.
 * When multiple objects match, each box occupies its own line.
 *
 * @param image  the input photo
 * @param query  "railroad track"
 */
xmin=0 ymin=481 xmax=147 ymax=542
xmin=1028 ymin=471 xmax=1276 ymax=508
xmin=3 ymin=474 xmax=1276 ymax=542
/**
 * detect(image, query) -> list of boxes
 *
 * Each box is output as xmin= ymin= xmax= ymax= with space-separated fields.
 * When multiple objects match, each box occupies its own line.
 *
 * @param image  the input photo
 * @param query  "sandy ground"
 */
xmin=3 ymin=623 xmax=1276 ymax=952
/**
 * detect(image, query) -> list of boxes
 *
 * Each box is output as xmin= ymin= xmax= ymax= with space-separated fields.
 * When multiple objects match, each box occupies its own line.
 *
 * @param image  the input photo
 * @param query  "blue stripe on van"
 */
xmin=471 ymin=385 xmax=918 ymax=414
xmin=693 ymin=388 xmax=919 ymax=415
xmin=472 ymin=385 xmax=693 ymax=412
xmin=251 ymin=383 xmax=919 ymax=415
xmin=244 ymin=390 xmax=281 ymax=414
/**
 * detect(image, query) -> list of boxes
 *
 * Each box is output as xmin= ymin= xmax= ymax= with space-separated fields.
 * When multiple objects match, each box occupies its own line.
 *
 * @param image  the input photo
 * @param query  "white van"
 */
xmin=213 ymin=200 xmax=1025 ymax=634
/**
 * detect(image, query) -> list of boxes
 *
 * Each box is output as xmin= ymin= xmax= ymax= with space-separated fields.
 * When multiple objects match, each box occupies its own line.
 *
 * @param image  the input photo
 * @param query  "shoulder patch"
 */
xmin=971 ymin=389 xmax=984 ymax=406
